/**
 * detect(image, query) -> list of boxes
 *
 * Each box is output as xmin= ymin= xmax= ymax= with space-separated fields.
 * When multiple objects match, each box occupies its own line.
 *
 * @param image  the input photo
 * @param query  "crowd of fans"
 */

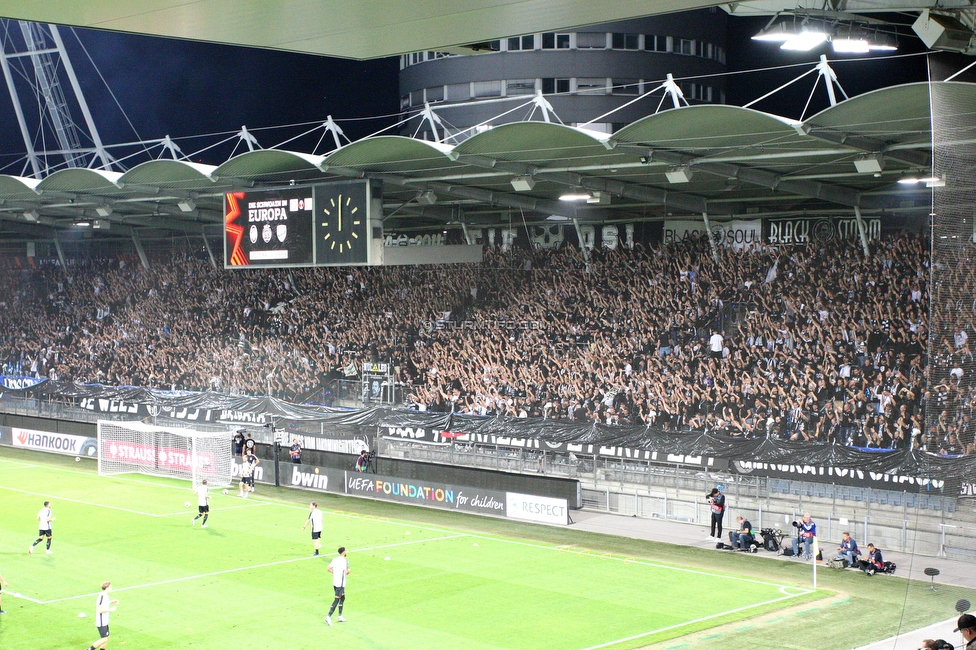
xmin=0 ymin=230 xmax=971 ymax=455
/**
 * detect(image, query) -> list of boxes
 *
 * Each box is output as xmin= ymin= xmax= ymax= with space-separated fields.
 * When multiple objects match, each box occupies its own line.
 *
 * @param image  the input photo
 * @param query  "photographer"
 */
xmin=857 ymin=543 xmax=883 ymax=575
xmin=355 ymin=450 xmax=370 ymax=473
xmin=706 ymin=488 xmax=726 ymax=540
xmin=289 ymin=439 xmax=302 ymax=464
xmin=791 ymin=514 xmax=817 ymax=560
xmin=730 ymin=516 xmax=754 ymax=550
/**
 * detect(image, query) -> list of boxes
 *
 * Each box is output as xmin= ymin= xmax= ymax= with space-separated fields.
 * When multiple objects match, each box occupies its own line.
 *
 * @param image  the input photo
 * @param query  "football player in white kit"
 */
xmin=191 ymin=479 xmax=210 ymax=528
xmin=302 ymin=502 xmax=324 ymax=556
xmin=29 ymin=500 xmax=55 ymax=555
xmin=325 ymin=547 xmax=350 ymax=626
xmin=85 ymin=581 xmax=119 ymax=650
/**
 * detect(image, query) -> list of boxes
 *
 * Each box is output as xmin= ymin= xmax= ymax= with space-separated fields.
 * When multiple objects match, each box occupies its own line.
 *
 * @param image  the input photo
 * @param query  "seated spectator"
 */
xmin=920 ymin=640 xmax=954 ymax=650
xmin=834 ymin=531 xmax=860 ymax=567
xmin=857 ymin=543 xmax=884 ymax=575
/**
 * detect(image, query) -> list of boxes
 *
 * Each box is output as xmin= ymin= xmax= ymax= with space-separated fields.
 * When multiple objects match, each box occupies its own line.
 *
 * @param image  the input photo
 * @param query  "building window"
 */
xmin=611 ymin=33 xmax=640 ymax=50
xmin=645 ymin=35 xmax=668 ymax=52
xmin=678 ymin=39 xmax=695 ymax=55
xmin=446 ymin=83 xmax=470 ymax=102
xmin=680 ymin=82 xmax=696 ymax=99
xmin=716 ymin=47 xmax=726 ymax=64
xmin=706 ymin=43 xmax=714 ymax=59
xmin=400 ymin=94 xmax=410 ymax=110
xmin=542 ymin=78 xmax=571 ymax=94
xmin=426 ymin=86 xmax=445 ymax=102
xmin=612 ymin=79 xmax=641 ymax=95
xmin=507 ymin=35 xmax=535 ymax=51
xmin=703 ymin=86 xmax=713 ymax=102
xmin=410 ymin=89 xmax=424 ymax=106
xmin=472 ymin=80 xmax=502 ymax=98
xmin=576 ymin=32 xmax=606 ymax=49
xmin=506 ymin=79 xmax=537 ymax=96
xmin=542 ymin=32 xmax=571 ymax=49
xmin=576 ymin=77 xmax=609 ymax=95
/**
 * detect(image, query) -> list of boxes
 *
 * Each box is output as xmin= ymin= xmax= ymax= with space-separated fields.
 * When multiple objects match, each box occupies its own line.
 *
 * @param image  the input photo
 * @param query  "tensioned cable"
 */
xmin=69 ymin=27 xmax=153 ymax=160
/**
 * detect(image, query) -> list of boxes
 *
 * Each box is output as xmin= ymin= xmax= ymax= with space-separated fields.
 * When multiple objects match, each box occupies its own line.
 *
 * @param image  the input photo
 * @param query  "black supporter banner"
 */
xmin=5 ymin=383 xmax=976 ymax=489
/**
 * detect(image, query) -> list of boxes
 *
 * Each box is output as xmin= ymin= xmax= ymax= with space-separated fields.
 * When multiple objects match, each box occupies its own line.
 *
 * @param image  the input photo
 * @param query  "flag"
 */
xmin=764 ymin=260 xmax=778 ymax=284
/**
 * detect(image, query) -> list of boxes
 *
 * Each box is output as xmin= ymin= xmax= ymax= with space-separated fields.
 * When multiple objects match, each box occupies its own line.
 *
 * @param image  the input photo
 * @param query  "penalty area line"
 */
xmin=578 ymin=591 xmax=813 ymax=650
xmin=38 ymin=533 xmax=467 ymax=605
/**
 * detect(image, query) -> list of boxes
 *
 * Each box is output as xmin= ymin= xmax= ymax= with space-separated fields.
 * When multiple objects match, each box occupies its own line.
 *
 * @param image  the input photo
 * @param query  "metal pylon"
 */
xmin=0 ymin=20 xmax=113 ymax=177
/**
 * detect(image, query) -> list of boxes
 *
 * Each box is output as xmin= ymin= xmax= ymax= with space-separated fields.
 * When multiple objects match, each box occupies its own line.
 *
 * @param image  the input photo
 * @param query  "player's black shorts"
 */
xmin=242 ymin=476 xmax=254 ymax=486
xmin=333 ymin=586 xmax=345 ymax=598
xmin=97 ymin=625 xmax=110 ymax=638
xmin=38 ymin=529 xmax=52 ymax=537
xmin=198 ymin=505 xmax=209 ymax=513
xmin=311 ymin=531 xmax=321 ymax=540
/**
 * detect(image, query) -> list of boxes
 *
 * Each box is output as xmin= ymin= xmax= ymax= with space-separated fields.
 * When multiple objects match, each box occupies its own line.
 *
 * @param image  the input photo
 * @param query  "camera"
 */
xmin=791 ymin=521 xmax=800 ymax=528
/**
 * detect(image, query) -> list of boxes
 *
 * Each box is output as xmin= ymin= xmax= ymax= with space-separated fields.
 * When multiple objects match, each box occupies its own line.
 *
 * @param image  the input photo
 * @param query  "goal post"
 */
xmin=97 ymin=420 xmax=234 ymax=487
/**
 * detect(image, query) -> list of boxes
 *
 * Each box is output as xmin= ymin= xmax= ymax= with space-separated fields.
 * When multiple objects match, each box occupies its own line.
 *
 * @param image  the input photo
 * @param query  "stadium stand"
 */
xmin=0 ymin=232 xmax=968 ymax=454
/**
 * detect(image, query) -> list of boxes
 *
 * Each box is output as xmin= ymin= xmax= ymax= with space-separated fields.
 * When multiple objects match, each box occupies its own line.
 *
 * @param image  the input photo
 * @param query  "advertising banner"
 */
xmin=729 ymin=459 xmax=953 ymax=492
xmin=12 ymin=427 xmax=97 ymax=457
xmin=505 ymin=492 xmax=570 ymax=525
xmin=101 ymin=440 xmax=217 ymax=472
xmin=0 ymin=425 xmax=11 ymax=446
xmin=344 ymin=472 xmax=508 ymax=516
xmin=281 ymin=463 xmax=345 ymax=494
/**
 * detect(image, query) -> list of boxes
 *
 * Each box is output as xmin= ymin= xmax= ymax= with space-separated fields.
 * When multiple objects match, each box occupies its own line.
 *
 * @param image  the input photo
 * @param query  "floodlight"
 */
xmin=23 ymin=210 xmax=39 ymax=222
xmin=558 ymin=189 xmax=592 ymax=202
xmin=95 ymin=205 xmax=113 ymax=217
xmin=176 ymin=199 xmax=196 ymax=212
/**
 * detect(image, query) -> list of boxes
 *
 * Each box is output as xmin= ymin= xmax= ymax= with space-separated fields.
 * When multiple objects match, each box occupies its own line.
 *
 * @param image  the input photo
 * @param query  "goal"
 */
xmin=97 ymin=420 xmax=234 ymax=487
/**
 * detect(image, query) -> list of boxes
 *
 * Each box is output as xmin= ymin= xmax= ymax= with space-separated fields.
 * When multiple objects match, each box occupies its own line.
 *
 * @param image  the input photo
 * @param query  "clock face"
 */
xmin=314 ymin=182 xmax=370 ymax=266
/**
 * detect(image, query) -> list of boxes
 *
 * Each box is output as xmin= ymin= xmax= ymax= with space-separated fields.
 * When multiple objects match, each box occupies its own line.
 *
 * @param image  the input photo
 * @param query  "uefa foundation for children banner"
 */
xmin=345 ymin=472 xmax=508 ymax=517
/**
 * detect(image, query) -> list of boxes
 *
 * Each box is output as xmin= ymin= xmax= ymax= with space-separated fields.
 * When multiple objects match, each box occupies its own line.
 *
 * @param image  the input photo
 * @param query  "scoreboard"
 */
xmin=224 ymin=180 xmax=376 ymax=268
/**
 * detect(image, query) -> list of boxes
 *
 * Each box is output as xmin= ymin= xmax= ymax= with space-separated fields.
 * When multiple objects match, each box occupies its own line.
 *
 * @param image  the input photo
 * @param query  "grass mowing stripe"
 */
xmin=578 ymin=590 xmax=813 ymax=650
xmin=38 ymin=533 xmax=468 ymax=605
xmin=0 ymin=483 xmax=167 ymax=517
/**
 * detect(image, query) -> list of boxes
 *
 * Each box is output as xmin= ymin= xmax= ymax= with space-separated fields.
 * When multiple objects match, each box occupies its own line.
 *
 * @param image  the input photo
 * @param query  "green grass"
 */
xmin=0 ymin=448 xmax=971 ymax=649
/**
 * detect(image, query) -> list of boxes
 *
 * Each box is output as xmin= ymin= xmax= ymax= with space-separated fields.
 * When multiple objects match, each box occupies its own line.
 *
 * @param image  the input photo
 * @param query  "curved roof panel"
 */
xmin=120 ymin=160 xmax=218 ymax=189
xmin=214 ymin=150 xmax=325 ymax=180
xmin=0 ymin=175 xmax=41 ymax=199
xmin=323 ymin=136 xmax=456 ymax=175
xmin=804 ymin=82 xmax=937 ymax=145
xmin=454 ymin=122 xmax=618 ymax=167
xmin=614 ymin=105 xmax=812 ymax=156
xmin=35 ymin=168 xmax=123 ymax=193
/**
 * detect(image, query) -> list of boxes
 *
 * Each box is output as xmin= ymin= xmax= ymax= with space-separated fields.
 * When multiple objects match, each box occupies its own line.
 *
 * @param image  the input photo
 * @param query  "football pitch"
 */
xmin=0 ymin=450 xmax=967 ymax=650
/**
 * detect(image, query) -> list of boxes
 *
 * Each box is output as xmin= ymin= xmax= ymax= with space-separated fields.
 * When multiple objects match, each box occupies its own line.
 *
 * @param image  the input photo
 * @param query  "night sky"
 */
xmin=0 ymin=13 xmax=974 ymax=175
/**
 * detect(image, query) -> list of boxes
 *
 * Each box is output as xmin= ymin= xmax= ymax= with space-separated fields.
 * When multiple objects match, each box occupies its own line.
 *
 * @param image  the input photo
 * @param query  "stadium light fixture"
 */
xmin=665 ymin=166 xmax=694 ymax=184
xmin=176 ymin=199 xmax=196 ymax=212
xmin=510 ymin=175 xmax=536 ymax=191
xmin=546 ymin=215 xmax=571 ymax=221
xmin=558 ymin=189 xmax=592 ymax=202
xmin=854 ymin=154 xmax=884 ymax=174
xmin=75 ymin=221 xmax=91 ymax=227
xmin=415 ymin=190 xmax=437 ymax=205
xmin=781 ymin=30 xmax=828 ymax=51
xmin=95 ymin=205 xmax=113 ymax=217
xmin=23 ymin=209 xmax=39 ymax=222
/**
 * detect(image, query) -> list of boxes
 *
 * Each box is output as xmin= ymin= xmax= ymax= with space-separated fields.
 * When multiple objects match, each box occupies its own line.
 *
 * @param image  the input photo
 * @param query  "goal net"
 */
xmin=97 ymin=420 xmax=234 ymax=487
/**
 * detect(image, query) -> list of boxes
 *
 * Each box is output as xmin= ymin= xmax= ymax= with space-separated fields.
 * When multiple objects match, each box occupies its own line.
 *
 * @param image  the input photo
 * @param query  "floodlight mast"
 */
xmin=0 ymin=21 xmax=114 ymax=177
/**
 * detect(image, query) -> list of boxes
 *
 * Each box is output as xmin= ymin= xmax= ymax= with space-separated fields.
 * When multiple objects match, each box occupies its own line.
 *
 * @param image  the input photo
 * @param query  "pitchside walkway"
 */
xmin=570 ymin=509 xmax=972 ymax=649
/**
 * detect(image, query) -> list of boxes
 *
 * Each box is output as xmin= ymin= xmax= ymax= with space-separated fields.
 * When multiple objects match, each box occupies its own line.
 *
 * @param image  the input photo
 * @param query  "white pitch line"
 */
xmin=0 ymin=458 xmax=218 ymax=493
xmin=578 ymin=590 xmax=813 ymax=650
xmin=7 ymin=591 xmax=44 ymax=604
xmin=38 ymin=533 xmax=467 ymax=605
xmin=0 ymin=484 xmax=166 ymax=517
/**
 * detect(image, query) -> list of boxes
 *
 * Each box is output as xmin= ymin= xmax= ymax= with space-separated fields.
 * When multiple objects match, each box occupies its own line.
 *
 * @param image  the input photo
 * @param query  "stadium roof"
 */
xmin=0 ymin=81 xmax=968 ymax=243
xmin=1 ymin=0 xmax=971 ymax=60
